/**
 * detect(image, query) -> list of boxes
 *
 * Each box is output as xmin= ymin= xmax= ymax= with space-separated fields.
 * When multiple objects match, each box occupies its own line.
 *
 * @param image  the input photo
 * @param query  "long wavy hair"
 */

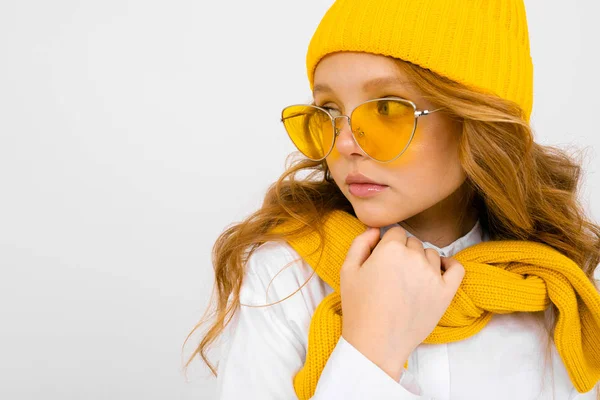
xmin=183 ymin=58 xmax=600 ymax=393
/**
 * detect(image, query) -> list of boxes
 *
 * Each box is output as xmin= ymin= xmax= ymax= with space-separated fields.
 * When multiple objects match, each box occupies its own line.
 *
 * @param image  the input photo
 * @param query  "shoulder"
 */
xmin=240 ymin=240 xmax=334 ymax=327
xmin=241 ymin=241 xmax=312 ymax=302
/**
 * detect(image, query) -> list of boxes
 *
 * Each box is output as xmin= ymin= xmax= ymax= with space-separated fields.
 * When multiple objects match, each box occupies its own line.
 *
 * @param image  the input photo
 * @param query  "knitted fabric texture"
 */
xmin=271 ymin=210 xmax=600 ymax=399
xmin=306 ymin=0 xmax=534 ymax=121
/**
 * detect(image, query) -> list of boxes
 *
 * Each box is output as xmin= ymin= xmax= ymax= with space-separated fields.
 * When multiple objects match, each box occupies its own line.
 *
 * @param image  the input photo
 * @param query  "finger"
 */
xmin=440 ymin=257 xmax=466 ymax=293
xmin=378 ymin=225 xmax=408 ymax=247
xmin=344 ymin=227 xmax=381 ymax=270
xmin=424 ymin=248 xmax=441 ymax=271
xmin=406 ymin=236 xmax=424 ymax=252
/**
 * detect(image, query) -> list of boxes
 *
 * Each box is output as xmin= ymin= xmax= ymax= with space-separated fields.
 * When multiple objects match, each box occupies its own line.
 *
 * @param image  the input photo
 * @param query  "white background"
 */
xmin=0 ymin=1 xmax=598 ymax=399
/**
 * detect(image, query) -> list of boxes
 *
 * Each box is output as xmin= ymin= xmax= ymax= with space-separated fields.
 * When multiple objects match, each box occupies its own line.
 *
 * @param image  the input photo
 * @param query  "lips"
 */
xmin=345 ymin=172 xmax=386 ymax=186
xmin=345 ymin=172 xmax=389 ymax=198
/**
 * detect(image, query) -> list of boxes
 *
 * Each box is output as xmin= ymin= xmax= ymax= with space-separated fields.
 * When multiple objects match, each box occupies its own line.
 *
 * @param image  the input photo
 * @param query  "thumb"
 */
xmin=344 ymin=227 xmax=380 ymax=270
xmin=440 ymin=256 xmax=466 ymax=292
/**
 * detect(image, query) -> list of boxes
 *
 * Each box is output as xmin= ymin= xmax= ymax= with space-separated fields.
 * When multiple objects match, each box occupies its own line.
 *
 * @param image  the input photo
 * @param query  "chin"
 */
xmin=350 ymin=201 xmax=406 ymax=228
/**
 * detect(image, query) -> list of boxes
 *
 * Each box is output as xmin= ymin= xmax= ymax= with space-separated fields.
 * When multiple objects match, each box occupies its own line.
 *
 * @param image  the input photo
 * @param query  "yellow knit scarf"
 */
xmin=271 ymin=210 xmax=600 ymax=399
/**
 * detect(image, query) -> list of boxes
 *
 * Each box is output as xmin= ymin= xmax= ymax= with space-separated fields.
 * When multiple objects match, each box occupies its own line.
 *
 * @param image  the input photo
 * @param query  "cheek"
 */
xmin=325 ymin=119 xmax=465 ymax=197
xmin=325 ymin=157 xmax=346 ymax=189
xmin=388 ymin=123 xmax=463 ymax=185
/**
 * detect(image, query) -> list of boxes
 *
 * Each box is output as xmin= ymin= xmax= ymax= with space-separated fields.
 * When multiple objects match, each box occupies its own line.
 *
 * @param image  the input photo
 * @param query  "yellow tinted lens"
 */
xmin=282 ymin=105 xmax=334 ymax=160
xmin=352 ymin=99 xmax=415 ymax=161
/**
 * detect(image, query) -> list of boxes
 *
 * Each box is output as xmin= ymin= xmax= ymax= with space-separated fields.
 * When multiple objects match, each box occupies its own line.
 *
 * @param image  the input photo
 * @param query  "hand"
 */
xmin=339 ymin=226 xmax=465 ymax=381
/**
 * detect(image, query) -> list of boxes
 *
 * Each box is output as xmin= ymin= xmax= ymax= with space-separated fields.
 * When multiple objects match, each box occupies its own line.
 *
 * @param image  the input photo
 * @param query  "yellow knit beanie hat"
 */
xmin=306 ymin=0 xmax=534 ymax=121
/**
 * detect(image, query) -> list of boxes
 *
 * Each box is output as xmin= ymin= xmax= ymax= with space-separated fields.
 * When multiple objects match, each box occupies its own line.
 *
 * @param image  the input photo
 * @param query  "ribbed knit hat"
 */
xmin=306 ymin=0 xmax=534 ymax=121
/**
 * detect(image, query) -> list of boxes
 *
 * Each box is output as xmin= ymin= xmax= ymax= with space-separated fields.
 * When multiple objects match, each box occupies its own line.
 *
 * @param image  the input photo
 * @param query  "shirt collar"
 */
xmin=379 ymin=219 xmax=488 ymax=257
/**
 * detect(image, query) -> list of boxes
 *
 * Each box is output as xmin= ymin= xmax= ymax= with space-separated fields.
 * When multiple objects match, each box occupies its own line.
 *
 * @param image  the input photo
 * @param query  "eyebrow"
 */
xmin=312 ymin=76 xmax=413 ymax=95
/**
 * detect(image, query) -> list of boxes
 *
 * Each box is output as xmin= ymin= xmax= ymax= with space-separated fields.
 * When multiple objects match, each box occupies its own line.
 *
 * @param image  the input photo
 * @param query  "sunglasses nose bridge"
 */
xmin=332 ymin=115 xmax=352 ymax=136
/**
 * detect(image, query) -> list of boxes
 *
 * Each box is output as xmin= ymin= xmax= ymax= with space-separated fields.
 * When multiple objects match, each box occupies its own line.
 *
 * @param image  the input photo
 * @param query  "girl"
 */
xmin=186 ymin=0 xmax=600 ymax=399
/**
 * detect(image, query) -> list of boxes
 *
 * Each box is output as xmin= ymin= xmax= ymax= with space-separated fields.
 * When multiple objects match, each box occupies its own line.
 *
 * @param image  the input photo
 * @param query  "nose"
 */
xmin=333 ymin=116 xmax=364 ymax=158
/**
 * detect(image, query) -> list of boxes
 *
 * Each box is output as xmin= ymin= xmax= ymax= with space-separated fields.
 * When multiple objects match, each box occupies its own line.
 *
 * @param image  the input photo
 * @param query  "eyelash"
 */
xmin=381 ymin=94 xmax=404 ymax=100
xmin=317 ymin=95 xmax=405 ymax=112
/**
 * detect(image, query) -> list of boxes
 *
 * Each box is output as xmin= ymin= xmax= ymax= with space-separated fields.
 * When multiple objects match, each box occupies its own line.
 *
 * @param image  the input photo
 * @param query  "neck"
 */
xmin=399 ymin=181 xmax=479 ymax=249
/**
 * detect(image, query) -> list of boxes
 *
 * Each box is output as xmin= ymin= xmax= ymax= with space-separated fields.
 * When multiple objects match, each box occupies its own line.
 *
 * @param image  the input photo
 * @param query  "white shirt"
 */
xmin=215 ymin=220 xmax=599 ymax=399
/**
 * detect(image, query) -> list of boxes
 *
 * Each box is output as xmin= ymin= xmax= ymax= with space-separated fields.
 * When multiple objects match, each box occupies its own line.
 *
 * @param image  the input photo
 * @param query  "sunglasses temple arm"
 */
xmin=415 ymin=107 xmax=444 ymax=118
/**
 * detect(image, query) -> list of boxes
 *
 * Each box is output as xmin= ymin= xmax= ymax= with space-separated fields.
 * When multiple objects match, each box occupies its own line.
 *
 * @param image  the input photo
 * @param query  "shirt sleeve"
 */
xmin=312 ymin=336 xmax=429 ymax=400
xmin=215 ymin=241 xmax=430 ymax=400
xmin=214 ymin=244 xmax=308 ymax=399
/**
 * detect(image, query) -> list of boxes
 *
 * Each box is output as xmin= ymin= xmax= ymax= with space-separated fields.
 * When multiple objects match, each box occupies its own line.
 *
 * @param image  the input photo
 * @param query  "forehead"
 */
xmin=312 ymin=52 xmax=416 ymax=97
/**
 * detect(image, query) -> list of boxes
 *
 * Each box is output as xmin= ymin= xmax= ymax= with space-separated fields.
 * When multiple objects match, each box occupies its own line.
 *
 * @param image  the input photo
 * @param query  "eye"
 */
xmin=376 ymin=100 xmax=391 ymax=116
xmin=375 ymin=99 xmax=412 ymax=118
xmin=320 ymin=106 xmax=342 ymax=117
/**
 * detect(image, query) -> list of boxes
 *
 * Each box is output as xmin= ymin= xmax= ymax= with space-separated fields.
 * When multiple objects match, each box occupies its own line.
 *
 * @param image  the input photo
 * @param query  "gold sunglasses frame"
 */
xmin=281 ymin=97 xmax=444 ymax=163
